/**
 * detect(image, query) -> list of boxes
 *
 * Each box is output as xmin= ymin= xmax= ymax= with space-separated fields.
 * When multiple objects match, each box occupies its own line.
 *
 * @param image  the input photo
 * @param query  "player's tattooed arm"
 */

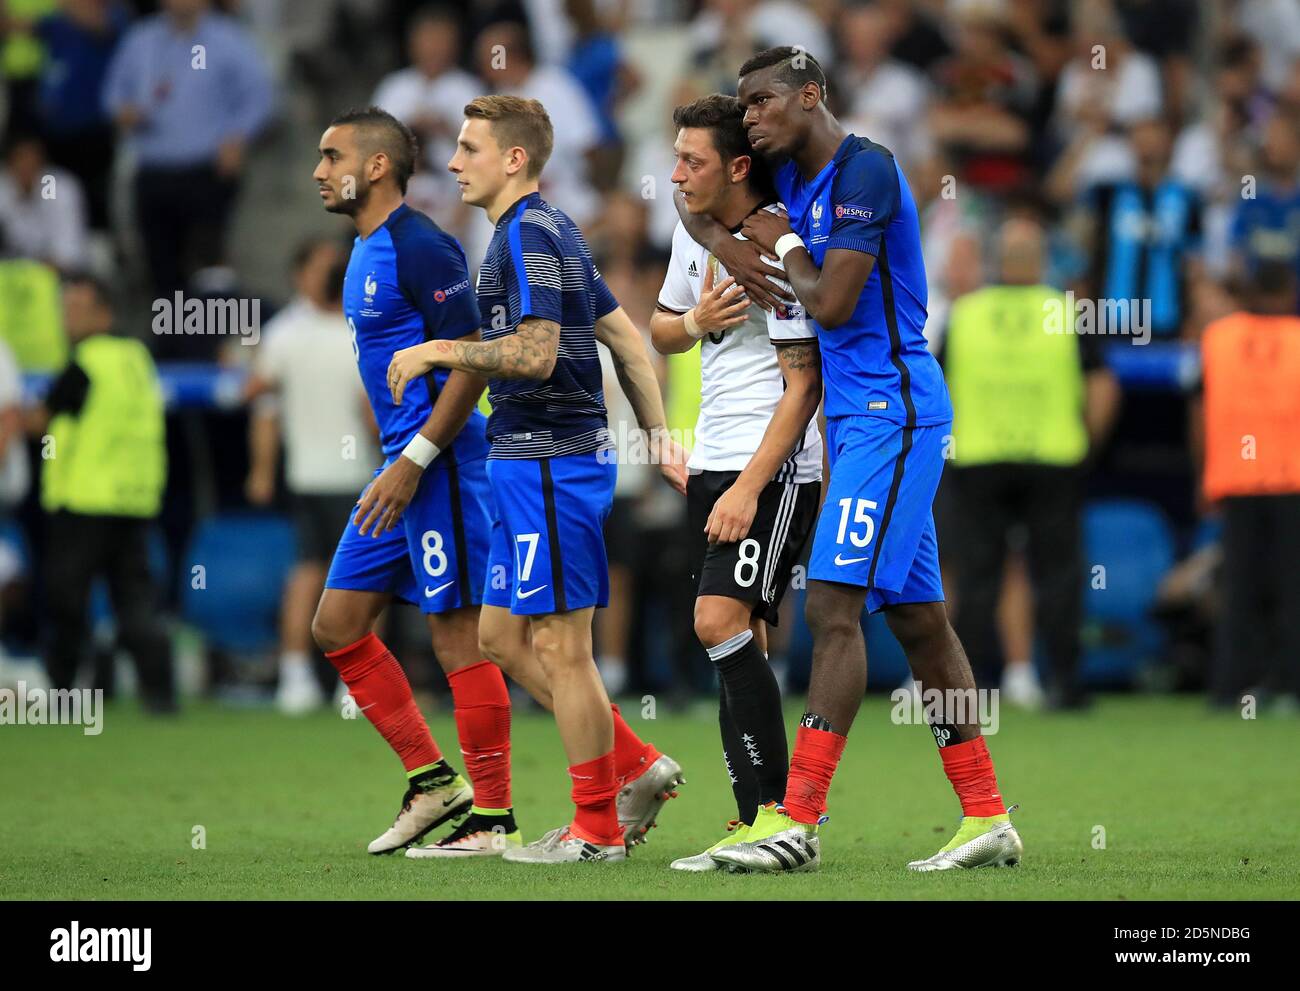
xmin=595 ymin=306 xmax=689 ymax=496
xmin=705 ymin=339 xmax=823 ymax=544
xmin=387 ymin=318 xmax=559 ymax=404
xmin=674 ymin=190 xmax=794 ymax=312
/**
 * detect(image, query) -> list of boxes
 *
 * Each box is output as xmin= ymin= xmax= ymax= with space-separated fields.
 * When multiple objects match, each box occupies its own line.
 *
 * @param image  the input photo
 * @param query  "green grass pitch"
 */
xmin=2 ymin=695 xmax=1296 ymax=900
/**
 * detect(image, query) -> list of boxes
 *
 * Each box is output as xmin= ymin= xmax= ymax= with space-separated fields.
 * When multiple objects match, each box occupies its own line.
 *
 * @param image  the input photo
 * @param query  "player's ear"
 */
xmin=505 ymin=145 xmax=528 ymax=178
xmin=730 ymin=154 xmax=752 ymax=186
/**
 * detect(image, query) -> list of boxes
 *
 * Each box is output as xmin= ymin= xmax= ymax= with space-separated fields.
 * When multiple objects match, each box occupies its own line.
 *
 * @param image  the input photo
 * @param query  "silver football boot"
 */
xmin=617 ymin=753 xmax=684 ymax=846
xmin=501 ymin=825 xmax=627 ymax=865
xmin=709 ymin=805 xmax=820 ymax=873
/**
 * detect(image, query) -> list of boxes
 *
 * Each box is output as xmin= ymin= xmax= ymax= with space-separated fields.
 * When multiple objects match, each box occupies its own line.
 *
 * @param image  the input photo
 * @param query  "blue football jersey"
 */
xmin=775 ymin=135 xmax=950 ymax=425
xmin=342 ymin=203 xmax=488 ymax=461
xmin=475 ymin=191 xmax=619 ymax=459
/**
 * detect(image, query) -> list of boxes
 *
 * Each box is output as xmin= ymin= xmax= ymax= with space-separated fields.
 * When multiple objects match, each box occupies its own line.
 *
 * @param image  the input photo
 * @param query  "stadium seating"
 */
xmin=179 ymin=512 xmax=298 ymax=654
xmin=1080 ymin=498 xmax=1177 ymax=687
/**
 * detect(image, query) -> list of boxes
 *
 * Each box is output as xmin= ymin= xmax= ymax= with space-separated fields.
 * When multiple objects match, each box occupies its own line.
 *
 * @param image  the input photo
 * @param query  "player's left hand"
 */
xmin=705 ymin=478 xmax=759 ymax=544
xmin=354 ymin=457 xmax=422 ymax=536
xmin=741 ymin=208 xmax=792 ymax=258
xmin=388 ymin=343 xmax=441 ymax=405
xmin=650 ymin=429 xmax=689 ymax=496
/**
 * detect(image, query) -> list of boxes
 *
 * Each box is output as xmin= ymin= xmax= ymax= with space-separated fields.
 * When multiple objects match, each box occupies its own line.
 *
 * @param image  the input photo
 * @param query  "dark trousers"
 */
xmin=134 ymin=163 xmax=236 ymax=300
xmin=43 ymin=126 xmax=116 ymax=230
xmin=1213 ymin=494 xmax=1300 ymax=703
xmin=43 ymin=511 xmax=174 ymax=704
xmin=948 ymin=464 xmax=1083 ymax=697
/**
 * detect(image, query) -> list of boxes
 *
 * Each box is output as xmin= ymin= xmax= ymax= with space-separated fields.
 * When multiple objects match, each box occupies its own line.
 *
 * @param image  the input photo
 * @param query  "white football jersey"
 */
xmin=658 ymin=208 xmax=822 ymax=483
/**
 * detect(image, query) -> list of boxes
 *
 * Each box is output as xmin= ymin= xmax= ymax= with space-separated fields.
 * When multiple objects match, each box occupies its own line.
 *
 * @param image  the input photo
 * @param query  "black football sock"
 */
xmin=709 ymin=629 xmax=789 ymax=809
xmin=719 ymin=678 xmax=760 ymax=825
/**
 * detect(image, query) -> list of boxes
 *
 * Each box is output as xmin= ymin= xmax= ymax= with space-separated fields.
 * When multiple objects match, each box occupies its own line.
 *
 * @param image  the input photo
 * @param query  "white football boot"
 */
xmin=406 ymin=814 xmax=523 ymax=859
xmin=366 ymin=774 xmax=473 ymax=854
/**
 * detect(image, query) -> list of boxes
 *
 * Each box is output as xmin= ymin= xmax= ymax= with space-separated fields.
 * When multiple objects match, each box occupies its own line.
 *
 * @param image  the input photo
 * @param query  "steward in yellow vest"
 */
xmin=941 ymin=216 xmax=1119 ymax=710
xmin=33 ymin=275 xmax=175 ymax=710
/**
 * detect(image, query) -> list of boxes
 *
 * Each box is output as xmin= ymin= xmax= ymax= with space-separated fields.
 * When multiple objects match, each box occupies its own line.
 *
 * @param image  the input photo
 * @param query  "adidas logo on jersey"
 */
xmin=687 ymin=261 xmax=699 ymax=277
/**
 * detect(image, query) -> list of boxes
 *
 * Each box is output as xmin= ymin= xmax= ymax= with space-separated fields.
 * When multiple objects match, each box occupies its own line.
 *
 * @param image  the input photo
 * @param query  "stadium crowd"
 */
xmin=0 ymin=0 xmax=1297 ymax=712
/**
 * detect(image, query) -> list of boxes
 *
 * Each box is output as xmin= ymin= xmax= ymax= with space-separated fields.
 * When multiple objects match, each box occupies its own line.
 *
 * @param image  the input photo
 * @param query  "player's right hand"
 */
xmin=712 ymin=237 xmax=795 ymax=312
xmin=353 ymin=457 xmax=421 ymax=536
xmin=693 ymin=265 xmax=750 ymax=336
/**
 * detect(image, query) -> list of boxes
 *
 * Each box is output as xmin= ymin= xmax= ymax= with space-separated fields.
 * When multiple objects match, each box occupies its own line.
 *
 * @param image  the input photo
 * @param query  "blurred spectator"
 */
xmin=0 ymin=234 xmax=66 ymax=372
xmin=0 ymin=334 xmax=28 ymax=511
xmin=1229 ymin=113 xmax=1300 ymax=296
xmin=0 ymin=133 xmax=90 ymax=272
xmin=687 ymin=0 xmax=832 ymax=97
xmin=474 ymin=19 xmax=601 ymax=225
xmin=565 ymin=0 xmax=635 ymax=189
xmin=928 ymin=6 xmax=1036 ymax=194
xmin=31 ymin=0 xmax=130 ymax=230
xmin=31 ymin=274 xmax=174 ymax=710
xmin=835 ymin=1 xmax=932 ymax=168
xmin=243 ymin=238 xmax=376 ymax=714
xmin=1113 ymin=0 xmax=1197 ymax=123
xmin=1197 ymin=261 xmax=1300 ymax=707
xmin=1051 ymin=1 xmax=1162 ymax=192
xmin=941 ymin=215 xmax=1121 ymax=708
xmin=1075 ymin=118 xmax=1202 ymax=339
xmin=1236 ymin=0 xmax=1300 ymax=93
xmin=1 ymin=0 xmax=57 ymax=136
xmin=102 ymin=0 xmax=275 ymax=303
xmin=875 ymin=0 xmax=951 ymax=73
xmin=372 ymin=5 xmax=481 ymax=177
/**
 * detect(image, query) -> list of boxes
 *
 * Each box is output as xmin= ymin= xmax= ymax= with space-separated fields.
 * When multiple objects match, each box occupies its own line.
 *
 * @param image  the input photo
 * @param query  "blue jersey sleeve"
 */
xmin=827 ymin=151 xmax=900 ymax=257
xmin=395 ymin=230 xmax=481 ymax=341
xmin=510 ymin=214 xmax=565 ymax=325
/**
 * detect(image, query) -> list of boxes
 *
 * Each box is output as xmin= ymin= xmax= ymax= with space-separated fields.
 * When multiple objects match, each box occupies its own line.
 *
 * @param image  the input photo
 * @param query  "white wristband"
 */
xmin=683 ymin=307 xmax=706 ymax=339
xmin=401 ymin=433 xmax=439 ymax=469
xmin=774 ymin=233 xmax=806 ymax=262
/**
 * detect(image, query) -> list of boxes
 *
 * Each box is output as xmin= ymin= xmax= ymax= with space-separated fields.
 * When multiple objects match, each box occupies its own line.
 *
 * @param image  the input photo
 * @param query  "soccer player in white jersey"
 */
xmin=651 ymin=95 xmax=824 ymax=872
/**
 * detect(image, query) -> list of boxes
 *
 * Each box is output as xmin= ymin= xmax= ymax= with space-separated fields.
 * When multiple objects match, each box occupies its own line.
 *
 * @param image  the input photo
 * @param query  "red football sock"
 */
xmin=568 ymin=750 xmax=621 ymax=846
xmin=447 ymin=660 xmax=512 ymax=809
xmin=783 ymin=724 xmax=847 ymax=824
xmin=610 ymin=703 xmax=660 ymax=786
xmin=326 ymin=633 xmax=441 ymax=773
xmin=938 ymin=735 xmax=1006 ymax=818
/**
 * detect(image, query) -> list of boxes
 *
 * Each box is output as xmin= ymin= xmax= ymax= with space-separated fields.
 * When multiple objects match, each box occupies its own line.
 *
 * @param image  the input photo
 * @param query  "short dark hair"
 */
xmin=328 ymin=106 xmax=419 ymax=194
xmin=409 ymin=2 xmax=458 ymax=31
xmin=290 ymin=235 xmax=340 ymax=275
xmin=672 ymin=94 xmax=772 ymax=194
xmin=62 ymin=272 xmax=115 ymax=310
xmin=464 ymin=94 xmax=553 ymax=178
xmin=738 ymin=46 xmax=828 ymax=102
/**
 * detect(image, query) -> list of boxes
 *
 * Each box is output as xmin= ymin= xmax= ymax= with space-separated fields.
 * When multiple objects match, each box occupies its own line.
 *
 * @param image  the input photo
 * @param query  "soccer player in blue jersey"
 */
xmin=388 ymin=95 xmax=688 ymax=864
xmin=676 ymin=48 xmax=1023 ymax=873
xmin=311 ymin=107 xmax=528 ymax=857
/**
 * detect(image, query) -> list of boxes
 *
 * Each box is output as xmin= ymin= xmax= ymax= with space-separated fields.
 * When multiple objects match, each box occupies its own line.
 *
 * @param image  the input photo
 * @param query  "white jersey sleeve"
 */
xmin=657 ymin=222 xmax=703 ymax=313
xmin=763 ymin=260 xmax=814 ymax=342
